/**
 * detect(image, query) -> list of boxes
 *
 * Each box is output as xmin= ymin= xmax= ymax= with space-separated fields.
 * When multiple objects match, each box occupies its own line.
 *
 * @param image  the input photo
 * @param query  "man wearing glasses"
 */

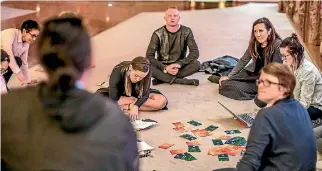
xmin=1 ymin=20 xmax=40 ymax=90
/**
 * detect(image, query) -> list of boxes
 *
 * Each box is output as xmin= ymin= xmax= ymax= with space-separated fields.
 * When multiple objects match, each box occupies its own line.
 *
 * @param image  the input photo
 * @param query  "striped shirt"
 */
xmin=294 ymin=59 xmax=322 ymax=111
xmin=1 ymin=28 xmax=30 ymax=82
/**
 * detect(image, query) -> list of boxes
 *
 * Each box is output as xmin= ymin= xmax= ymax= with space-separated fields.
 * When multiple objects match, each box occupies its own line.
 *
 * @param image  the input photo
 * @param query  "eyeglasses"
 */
xmin=256 ymin=79 xmax=281 ymax=87
xmin=281 ymin=54 xmax=291 ymax=60
xmin=28 ymin=32 xmax=38 ymax=40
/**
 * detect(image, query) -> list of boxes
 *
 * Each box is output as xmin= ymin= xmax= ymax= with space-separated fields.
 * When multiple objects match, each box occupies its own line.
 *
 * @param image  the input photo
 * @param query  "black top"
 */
xmin=1 ymin=83 xmax=139 ymax=171
xmin=146 ymin=25 xmax=199 ymax=70
xmin=236 ymin=98 xmax=317 ymax=171
xmin=109 ymin=63 xmax=150 ymax=107
xmin=254 ymin=47 xmax=265 ymax=74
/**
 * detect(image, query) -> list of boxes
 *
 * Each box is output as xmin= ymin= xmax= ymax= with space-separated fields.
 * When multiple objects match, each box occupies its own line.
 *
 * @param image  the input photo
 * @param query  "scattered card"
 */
xmin=174 ymin=152 xmax=197 ymax=161
xmin=158 ymin=143 xmax=174 ymax=149
xmin=225 ymin=136 xmax=247 ymax=146
xmin=187 ymin=120 xmax=202 ymax=126
xmin=173 ymin=122 xmax=185 ymax=128
xmin=218 ymin=135 xmax=232 ymax=140
xmin=225 ymin=130 xmax=241 ymax=134
xmin=186 ymin=141 xmax=201 ymax=146
xmin=208 ymin=145 xmax=245 ymax=156
xmin=174 ymin=153 xmax=185 ymax=159
xmin=218 ymin=154 xmax=229 ymax=161
xmin=212 ymin=139 xmax=224 ymax=145
xmin=180 ymin=134 xmax=197 ymax=141
xmin=170 ymin=149 xmax=186 ymax=155
xmin=183 ymin=152 xmax=197 ymax=161
xmin=192 ymin=129 xmax=211 ymax=137
xmin=188 ymin=145 xmax=201 ymax=152
xmin=173 ymin=127 xmax=187 ymax=133
xmin=205 ymin=125 xmax=218 ymax=132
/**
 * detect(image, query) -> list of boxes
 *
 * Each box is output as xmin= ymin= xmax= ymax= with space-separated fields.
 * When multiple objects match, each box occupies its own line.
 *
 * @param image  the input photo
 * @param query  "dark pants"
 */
xmin=151 ymin=60 xmax=200 ymax=83
xmin=3 ymin=56 xmax=22 ymax=83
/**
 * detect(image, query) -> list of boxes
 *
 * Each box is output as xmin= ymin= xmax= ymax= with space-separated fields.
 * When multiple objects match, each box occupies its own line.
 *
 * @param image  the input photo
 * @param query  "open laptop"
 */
xmin=218 ymin=101 xmax=256 ymax=128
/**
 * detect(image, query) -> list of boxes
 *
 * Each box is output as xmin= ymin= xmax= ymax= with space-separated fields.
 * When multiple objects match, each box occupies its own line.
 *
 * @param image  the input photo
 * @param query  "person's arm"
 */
xmin=236 ymin=110 xmax=273 ymax=171
xmin=146 ymin=33 xmax=166 ymax=70
xmin=134 ymin=88 xmax=150 ymax=108
xmin=1 ymin=30 xmax=20 ymax=73
xmin=297 ymin=71 xmax=317 ymax=109
xmin=176 ymin=28 xmax=199 ymax=67
xmin=108 ymin=67 xmax=122 ymax=101
xmin=20 ymin=48 xmax=30 ymax=83
xmin=271 ymin=40 xmax=282 ymax=63
xmin=228 ymin=47 xmax=252 ymax=78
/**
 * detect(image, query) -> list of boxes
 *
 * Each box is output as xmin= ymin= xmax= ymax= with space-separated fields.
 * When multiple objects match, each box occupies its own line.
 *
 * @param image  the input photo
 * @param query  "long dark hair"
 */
xmin=280 ymin=33 xmax=304 ymax=72
xmin=120 ymin=56 xmax=151 ymax=98
xmin=37 ymin=17 xmax=91 ymax=93
xmin=249 ymin=17 xmax=281 ymax=64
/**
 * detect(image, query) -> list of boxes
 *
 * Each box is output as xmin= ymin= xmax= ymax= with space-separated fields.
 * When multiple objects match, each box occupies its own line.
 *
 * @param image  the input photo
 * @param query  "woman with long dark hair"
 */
xmin=97 ymin=56 xmax=168 ymax=120
xmin=1 ymin=17 xmax=138 ymax=171
xmin=219 ymin=17 xmax=283 ymax=100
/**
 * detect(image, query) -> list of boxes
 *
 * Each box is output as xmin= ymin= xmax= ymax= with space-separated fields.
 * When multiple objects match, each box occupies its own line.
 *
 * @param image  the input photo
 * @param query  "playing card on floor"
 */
xmin=180 ymin=134 xmax=197 ymax=141
xmin=218 ymin=154 xmax=229 ymax=161
xmin=173 ymin=122 xmax=185 ymax=128
xmin=170 ymin=149 xmax=186 ymax=155
xmin=205 ymin=125 xmax=218 ymax=132
xmin=225 ymin=130 xmax=241 ymax=134
xmin=188 ymin=145 xmax=201 ymax=152
xmin=187 ymin=120 xmax=202 ymax=126
xmin=158 ymin=143 xmax=174 ymax=149
xmin=186 ymin=141 xmax=201 ymax=146
xmin=212 ymin=139 xmax=224 ymax=145
xmin=173 ymin=127 xmax=187 ymax=133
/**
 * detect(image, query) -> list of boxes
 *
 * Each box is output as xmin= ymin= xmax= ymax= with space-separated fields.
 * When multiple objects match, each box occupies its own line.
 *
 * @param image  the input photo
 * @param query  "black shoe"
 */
xmin=152 ymin=79 xmax=164 ymax=85
xmin=173 ymin=78 xmax=199 ymax=86
xmin=208 ymin=75 xmax=220 ymax=84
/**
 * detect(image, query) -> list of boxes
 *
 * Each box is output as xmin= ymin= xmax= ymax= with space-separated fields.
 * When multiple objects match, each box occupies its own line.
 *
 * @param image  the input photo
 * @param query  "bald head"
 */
xmin=164 ymin=6 xmax=180 ymax=27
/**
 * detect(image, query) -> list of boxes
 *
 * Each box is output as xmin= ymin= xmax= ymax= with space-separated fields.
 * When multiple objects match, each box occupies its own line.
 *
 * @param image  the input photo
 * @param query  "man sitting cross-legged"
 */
xmin=146 ymin=6 xmax=200 ymax=86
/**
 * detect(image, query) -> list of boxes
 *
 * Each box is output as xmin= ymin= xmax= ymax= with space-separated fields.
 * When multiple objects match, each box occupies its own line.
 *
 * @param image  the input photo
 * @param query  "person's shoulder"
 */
xmin=272 ymin=38 xmax=282 ymax=49
xmin=2 ymin=85 xmax=38 ymax=103
xmin=180 ymin=25 xmax=192 ymax=31
xmin=1 ymin=28 xmax=18 ymax=35
xmin=297 ymin=59 xmax=320 ymax=78
xmin=154 ymin=26 xmax=166 ymax=33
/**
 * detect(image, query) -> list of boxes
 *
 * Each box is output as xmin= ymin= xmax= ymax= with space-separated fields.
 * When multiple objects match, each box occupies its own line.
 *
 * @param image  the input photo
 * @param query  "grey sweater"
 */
xmin=146 ymin=25 xmax=199 ymax=70
xmin=294 ymin=59 xmax=322 ymax=110
xmin=1 ymin=83 xmax=139 ymax=171
xmin=236 ymin=98 xmax=316 ymax=171
xmin=228 ymin=39 xmax=282 ymax=77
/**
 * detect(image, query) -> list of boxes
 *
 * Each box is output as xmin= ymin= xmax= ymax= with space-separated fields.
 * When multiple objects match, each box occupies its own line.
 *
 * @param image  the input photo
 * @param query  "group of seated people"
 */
xmin=1 ymin=5 xmax=322 ymax=171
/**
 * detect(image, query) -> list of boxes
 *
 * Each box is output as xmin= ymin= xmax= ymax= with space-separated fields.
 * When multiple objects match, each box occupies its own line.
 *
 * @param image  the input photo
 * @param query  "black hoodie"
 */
xmin=1 ymin=83 xmax=139 ymax=171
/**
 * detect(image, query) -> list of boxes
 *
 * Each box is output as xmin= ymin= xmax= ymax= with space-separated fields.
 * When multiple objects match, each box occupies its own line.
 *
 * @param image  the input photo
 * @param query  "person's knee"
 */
xmin=190 ymin=60 xmax=201 ymax=71
xmin=14 ymin=57 xmax=22 ymax=68
xmin=154 ymin=94 xmax=167 ymax=109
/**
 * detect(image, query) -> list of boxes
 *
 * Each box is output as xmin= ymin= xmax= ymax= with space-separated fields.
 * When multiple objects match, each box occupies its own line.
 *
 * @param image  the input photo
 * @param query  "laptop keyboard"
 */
xmin=238 ymin=113 xmax=256 ymax=126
